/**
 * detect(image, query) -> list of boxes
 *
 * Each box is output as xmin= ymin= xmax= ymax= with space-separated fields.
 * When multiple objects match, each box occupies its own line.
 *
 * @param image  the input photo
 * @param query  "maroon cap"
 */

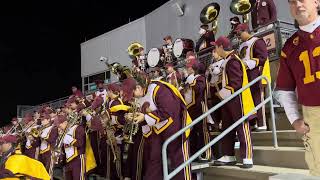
xmin=0 ymin=135 xmax=17 ymax=144
xmin=211 ymin=36 xmax=231 ymax=49
xmin=23 ymin=114 xmax=33 ymax=124
xmin=186 ymin=51 xmax=196 ymax=59
xmin=234 ymin=23 xmax=249 ymax=33
xmin=11 ymin=117 xmax=18 ymax=123
xmin=76 ymin=103 xmax=87 ymax=112
xmin=107 ymin=83 xmax=121 ymax=93
xmin=186 ymin=58 xmax=198 ymax=69
xmin=91 ymin=96 xmax=104 ymax=110
xmin=44 ymin=108 xmax=53 ymax=114
xmin=121 ymin=78 xmax=137 ymax=102
xmin=198 ymin=62 xmax=206 ymax=74
xmin=165 ymin=63 xmax=174 ymax=68
xmin=41 ymin=113 xmax=50 ymax=120
xmin=67 ymin=96 xmax=79 ymax=105
xmin=163 ymin=35 xmax=172 ymax=40
xmin=53 ymin=115 xmax=67 ymax=126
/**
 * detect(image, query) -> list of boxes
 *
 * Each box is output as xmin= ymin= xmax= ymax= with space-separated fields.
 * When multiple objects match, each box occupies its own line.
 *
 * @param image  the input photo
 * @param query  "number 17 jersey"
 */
xmin=276 ymin=27 xmax=320 ymax=106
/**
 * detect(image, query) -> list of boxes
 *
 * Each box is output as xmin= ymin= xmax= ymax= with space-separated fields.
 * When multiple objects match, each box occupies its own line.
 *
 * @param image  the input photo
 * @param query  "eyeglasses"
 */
xmin=288 ymin=0 xmax=305 ymax=5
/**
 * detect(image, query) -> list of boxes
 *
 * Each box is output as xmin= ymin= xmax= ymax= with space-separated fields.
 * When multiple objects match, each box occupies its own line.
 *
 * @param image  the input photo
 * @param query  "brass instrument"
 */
xmin=100 ymin=56 xmax=133 ymax=81
xmin=52 ymin=112 xmax=80 ymax=164
xmin=200 ymin=3 xmax=220 ymax=32
xmin=128 ymin=42 xmax=143 ymax=58
xmin=122 ymin=98 xmax=140 ymax=162
xmin=230 ymin=0 xmax=256 ymax=23
xmin=128 ymin=42 xmax=146 ymax=72
xmin=123 ymin=98 xmax=140 ymax=144
xmin=100 ymin=109 xmax=119 ymax=163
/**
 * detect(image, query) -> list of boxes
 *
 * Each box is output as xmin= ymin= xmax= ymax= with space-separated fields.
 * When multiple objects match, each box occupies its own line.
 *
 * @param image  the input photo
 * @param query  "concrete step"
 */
xmin=210 ymin=130 xmax=303 ymax=147
xmin=235 ymin=146 xmax=308 ymax=169
xmin=192 ymin=163 xmax=310 ymax=180
xmin=252 ymin=130 xmax=303 ymax=147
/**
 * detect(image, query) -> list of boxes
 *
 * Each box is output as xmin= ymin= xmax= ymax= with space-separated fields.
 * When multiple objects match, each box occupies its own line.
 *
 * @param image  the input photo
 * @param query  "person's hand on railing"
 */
xmin=292 ymin=119 xmax=310 ymax=134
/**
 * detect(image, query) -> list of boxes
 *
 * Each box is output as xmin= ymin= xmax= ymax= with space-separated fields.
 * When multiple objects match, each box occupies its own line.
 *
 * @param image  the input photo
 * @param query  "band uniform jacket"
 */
xmin=251 ymin=0 xmax=277 ymax=30
xmin=216 ymin=52 xmax=255 ymax=117
xmin=63 ymin=125 xmax=86 ymax=163
xmin=138 ymin=80 xmax=192 ymax=138
xmin=195 ymin=30 xmax=215 ymax=53
xmin=39 ymin=124 xmax=58 ymax=170
xmin=184 ymin=73 xmax=206 ymax=119
xmin=24 ymin=125 xmax=40 ymax=159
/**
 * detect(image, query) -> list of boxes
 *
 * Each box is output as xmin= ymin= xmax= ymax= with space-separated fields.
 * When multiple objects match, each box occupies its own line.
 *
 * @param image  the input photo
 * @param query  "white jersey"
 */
xmin=40 ymin=125 xmax=54 ymax=154
xmin=95 ymin=89 xmax=108 ymax=105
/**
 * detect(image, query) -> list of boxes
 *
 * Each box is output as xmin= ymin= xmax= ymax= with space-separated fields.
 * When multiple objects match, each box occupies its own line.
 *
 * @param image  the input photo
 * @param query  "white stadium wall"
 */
xmin=81 ymin=0 xmax=293 ymax=78
xmin=80 ymin=18 xmax=147 ymax=77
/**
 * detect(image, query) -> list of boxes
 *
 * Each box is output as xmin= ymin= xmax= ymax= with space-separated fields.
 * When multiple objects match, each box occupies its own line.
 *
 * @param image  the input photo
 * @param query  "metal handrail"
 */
xmin=162 ymin=75 xmax=278 ymax=180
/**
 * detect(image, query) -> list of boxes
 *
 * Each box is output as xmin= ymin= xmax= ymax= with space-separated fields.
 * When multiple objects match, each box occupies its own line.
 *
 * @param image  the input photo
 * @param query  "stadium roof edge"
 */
xmin=80 ymin=0 xmax=174 ymax=46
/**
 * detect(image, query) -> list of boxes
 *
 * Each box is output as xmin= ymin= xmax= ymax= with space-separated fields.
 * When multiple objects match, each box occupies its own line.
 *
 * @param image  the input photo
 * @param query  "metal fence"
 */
xmin=162 ymin=76 xmax=277 ymax=180
xmin=17 ymin=96 xmax=69 ymax=117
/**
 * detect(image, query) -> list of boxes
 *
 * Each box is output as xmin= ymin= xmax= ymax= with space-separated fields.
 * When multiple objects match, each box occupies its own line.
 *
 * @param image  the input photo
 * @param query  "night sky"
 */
xmin=0 ymin=0 xmax=168 ymax=126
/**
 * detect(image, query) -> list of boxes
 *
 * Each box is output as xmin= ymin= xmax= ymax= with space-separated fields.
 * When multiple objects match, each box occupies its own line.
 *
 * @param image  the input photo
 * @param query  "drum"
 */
xmin=173 ymin=38 xmax=195 ymax=58
xmin=147 ymin=48 xmax=164 ymax=68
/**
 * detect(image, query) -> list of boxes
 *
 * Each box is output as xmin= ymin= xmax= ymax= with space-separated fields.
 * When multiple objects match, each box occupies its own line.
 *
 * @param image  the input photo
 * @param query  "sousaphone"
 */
xmin=127 ymin=42 xmax=144 ymax=59
xmin=200 ymin=2 xmax=220 ymax=32
xmin=230 ymin=0 xmax=256 ymax=23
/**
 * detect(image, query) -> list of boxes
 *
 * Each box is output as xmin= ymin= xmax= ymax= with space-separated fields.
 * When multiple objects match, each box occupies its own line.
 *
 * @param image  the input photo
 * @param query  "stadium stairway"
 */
xmin=191 ymin=109 xmax=313 ymax=180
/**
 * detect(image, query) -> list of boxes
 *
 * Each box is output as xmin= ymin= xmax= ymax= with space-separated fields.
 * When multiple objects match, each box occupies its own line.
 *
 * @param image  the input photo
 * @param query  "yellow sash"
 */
xmin=151 ymin=80 xmax=192 ymax=138
xmin=109 ymin=98 xmax=130 ymax=113
xmin=261 ymin=58 xmax=271 ymax=85
xmin=239 ymin=59 xmax=256 ymax=116
xmin=4 ymin=154 xmax=50 ymax=180
xmin=85 ymin=134 xmax=97 ymax=172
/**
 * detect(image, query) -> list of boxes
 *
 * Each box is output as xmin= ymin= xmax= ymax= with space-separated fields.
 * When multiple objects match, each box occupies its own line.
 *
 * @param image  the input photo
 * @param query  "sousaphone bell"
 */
xmin=230 ymin=0 xmax=256 ymax=23
xmin=200 ymin=2 xmax=220 ymax=32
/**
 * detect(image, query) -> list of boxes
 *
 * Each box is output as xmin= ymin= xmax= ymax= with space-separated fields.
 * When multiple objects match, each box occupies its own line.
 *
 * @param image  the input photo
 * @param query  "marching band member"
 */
xmin=251 ymin=0 xmax=277 ymax=30
xmin=165 ymin=63 xmax=181 ymax=88
xmin=121 ymin=78 xmax=146 ymax=180
xmin=195 ymin=24 xmax=215 ymax=53
xmin=150 ymin=67 xmax=164 ymax=81
xmin=106 ymin=83 xmax=130 ymax=180
xmin=207 ymin=47 xmax=224 ymax=127
xmin=124 ymin=76 xmax=192 ymax=180
xmin=228 ymin=16 xmax=241 ymax=39
xmin=162 ymin=35 xmax=175 ymax=64
xmin=93 ymin=80 xmax=108 ymax=106
xmin=23 ymin=113 xmax=40 ymax=159
xmin=83 ymin=96 xmax=105 ymax=177
xmin=132 ymin=47 xmax=147 ymax=73
xmin=211 ymin=36 xmax=255 ymax=168
xmin=71 ymin=86 xmax=84 ymax=98
xmin=183 ymin=58 xmax=211 ymax=162
xmin=0 ymin=134 xmax=50 ymax=179
xmin=54 ymin=114 xmax=87 ymax=180
xmin=236 ymin=23 xmax=271 ymax=131
xmin=38 ymin=113 xmax=58 ymax=172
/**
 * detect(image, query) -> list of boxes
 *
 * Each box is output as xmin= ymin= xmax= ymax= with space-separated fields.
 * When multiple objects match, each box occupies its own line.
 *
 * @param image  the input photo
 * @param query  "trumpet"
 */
xmin=101 ymin=110 xmax=120 ymax=163
xmin=122 ymin=99 xmax=140 ymax=162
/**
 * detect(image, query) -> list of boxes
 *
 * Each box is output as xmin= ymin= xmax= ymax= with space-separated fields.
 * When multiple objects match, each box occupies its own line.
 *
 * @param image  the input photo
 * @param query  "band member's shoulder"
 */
xmin=281 ymin=32 xmax=302 ymax=58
